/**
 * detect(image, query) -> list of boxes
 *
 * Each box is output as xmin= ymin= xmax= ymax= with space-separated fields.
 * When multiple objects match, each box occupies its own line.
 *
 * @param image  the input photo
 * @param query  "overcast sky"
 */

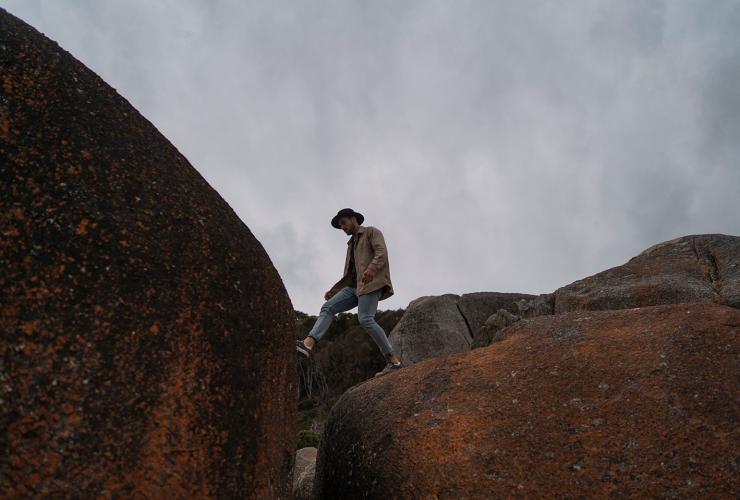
xmin=4 ymin=1 xmax=739 ymax=313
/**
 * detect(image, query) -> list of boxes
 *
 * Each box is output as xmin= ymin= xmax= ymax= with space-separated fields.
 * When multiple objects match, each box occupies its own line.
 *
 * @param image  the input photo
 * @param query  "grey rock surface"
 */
xmin=472 ymin=308 xmax=521 ymax=348
xmin=389 ymin=291 xmax=540 ymax=364
xmin=457 ymin=291 xmax=536 ymax=337
xmin=553 ymin=234 xmax=739 ymax=313
xmin=293 ymin=447 xmax=317 ymax=500
xmin=388 ymin=294 xmax=472 ymax=365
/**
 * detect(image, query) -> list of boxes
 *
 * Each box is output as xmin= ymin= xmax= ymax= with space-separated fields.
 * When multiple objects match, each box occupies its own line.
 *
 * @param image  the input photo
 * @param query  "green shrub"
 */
xmin=297 ymin=429 xmax=321 ymax=448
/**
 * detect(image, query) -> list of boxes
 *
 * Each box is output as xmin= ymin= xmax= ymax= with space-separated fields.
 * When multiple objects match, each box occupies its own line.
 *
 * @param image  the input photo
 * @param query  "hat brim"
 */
xmin=331 ymin=212 xmax=364 ymax=228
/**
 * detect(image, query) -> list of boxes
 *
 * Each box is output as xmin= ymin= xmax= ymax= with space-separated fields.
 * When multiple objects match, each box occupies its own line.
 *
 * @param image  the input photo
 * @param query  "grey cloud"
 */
xmin=3 ymin=0 xmax=738 ymax=313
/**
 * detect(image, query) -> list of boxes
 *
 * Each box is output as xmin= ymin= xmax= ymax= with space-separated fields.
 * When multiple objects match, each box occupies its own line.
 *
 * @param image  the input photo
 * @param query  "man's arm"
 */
xmin=365 ymin=226 xmax=387 ymax=274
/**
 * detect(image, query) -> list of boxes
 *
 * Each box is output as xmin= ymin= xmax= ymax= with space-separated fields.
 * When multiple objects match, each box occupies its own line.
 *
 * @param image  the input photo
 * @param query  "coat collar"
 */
xmin=347 ymin=225 xmax=365 ymax=244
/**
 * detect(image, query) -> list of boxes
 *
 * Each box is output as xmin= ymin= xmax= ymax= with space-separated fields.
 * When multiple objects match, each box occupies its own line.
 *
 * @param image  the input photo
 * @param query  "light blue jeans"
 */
xmin=307 ymin=286 xmax=397 ymax=358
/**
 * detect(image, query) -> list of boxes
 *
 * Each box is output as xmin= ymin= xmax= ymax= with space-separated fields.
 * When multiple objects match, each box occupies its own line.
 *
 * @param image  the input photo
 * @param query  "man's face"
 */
xmin=338 ymin=216 xmax=357 ymax=234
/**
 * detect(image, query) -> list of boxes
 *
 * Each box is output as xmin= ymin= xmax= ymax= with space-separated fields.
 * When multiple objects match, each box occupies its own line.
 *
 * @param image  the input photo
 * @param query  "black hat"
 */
xmin=331 ymin=208 xmax=364 ymax=228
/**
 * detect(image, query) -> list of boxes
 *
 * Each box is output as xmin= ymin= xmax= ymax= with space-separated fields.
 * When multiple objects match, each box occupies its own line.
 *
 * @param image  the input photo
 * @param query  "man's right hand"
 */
xmin=324 ymin=290 xmax=336 ymax=301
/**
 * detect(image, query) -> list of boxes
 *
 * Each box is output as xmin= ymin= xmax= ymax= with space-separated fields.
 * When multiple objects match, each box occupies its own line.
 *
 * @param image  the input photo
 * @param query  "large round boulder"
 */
xmin=387 ymin=294 xmax=472 ymax=365
xmin=389 ymin=292 xmax=535 ymax=365
xmin=553 ymin=234 xmax=739 ymax=313
xmin=0 ymin=8 xmax=296 ymax=498
xmin=314 ymin=303 xmax=739 ymax=498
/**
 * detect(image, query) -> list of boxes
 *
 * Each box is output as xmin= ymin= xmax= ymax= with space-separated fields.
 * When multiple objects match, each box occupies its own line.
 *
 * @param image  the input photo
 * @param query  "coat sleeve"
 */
xmin=367 ymin=227 xmax=388 ymax=272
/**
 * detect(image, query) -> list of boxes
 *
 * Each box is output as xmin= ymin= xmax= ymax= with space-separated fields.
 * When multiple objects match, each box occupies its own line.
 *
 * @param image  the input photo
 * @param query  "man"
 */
xmin=295 ymin=208 xmax=403 ymax=377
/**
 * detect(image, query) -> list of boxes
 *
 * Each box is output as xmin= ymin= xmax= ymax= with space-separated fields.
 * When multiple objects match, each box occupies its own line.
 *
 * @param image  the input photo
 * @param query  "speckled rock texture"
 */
xmin=389 ymin=292 xmax=537 ymax=365
xmin=292 ymin=447 xmax=317 ymax=500
xmin=456 ymin=291 xmax=536 ymax=337
xmin=471 ymin=307 xmax=520 ymax=348
xmin=553 ymin=234 xmax=740 ymax=313
xmin=0 ymin=8 xmax=296 ymax=498
xmin=314 ymin=303 xmax=739 ymax=498
xmin=387 ymin=294 xmax=473 ymax=366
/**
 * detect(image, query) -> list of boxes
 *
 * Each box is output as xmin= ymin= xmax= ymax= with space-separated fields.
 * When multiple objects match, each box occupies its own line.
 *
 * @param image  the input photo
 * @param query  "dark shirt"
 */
xmin=347 ymin=235 xmax=357 ymax=288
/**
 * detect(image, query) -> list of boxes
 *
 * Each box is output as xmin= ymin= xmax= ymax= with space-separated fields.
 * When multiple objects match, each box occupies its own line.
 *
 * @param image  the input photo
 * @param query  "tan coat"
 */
xmin=328 ymin=224 xmax=394 ymax=301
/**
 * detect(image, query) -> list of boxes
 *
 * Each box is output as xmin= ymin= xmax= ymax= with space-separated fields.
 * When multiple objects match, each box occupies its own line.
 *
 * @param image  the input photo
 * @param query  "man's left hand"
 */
xmin=361 ymin=267 xmax=376 ymax=284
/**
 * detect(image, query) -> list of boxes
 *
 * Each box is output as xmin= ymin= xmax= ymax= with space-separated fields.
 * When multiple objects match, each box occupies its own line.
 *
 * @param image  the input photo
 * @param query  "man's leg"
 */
xmin=357 ymin=290 xmax=399 ymax=363
xmin=304 ymin=286 xmax=358 ymax=347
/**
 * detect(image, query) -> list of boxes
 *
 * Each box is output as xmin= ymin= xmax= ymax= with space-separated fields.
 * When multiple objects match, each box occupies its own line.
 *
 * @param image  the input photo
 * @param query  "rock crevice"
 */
xmin=454 ymin=301 xmax=474 ymax=346
xmin=690 ymin=235 xmax=722 ymax=296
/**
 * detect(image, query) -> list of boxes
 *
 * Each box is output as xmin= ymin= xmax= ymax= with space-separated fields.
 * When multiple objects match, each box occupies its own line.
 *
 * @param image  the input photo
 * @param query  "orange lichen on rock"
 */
xmin=314 ymin=303 xmax=740 ymax=498
xmin=76 ymin=218 xmax=90 ymax=235
xmin=0 ymin=6 xmax=296 ymax=498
